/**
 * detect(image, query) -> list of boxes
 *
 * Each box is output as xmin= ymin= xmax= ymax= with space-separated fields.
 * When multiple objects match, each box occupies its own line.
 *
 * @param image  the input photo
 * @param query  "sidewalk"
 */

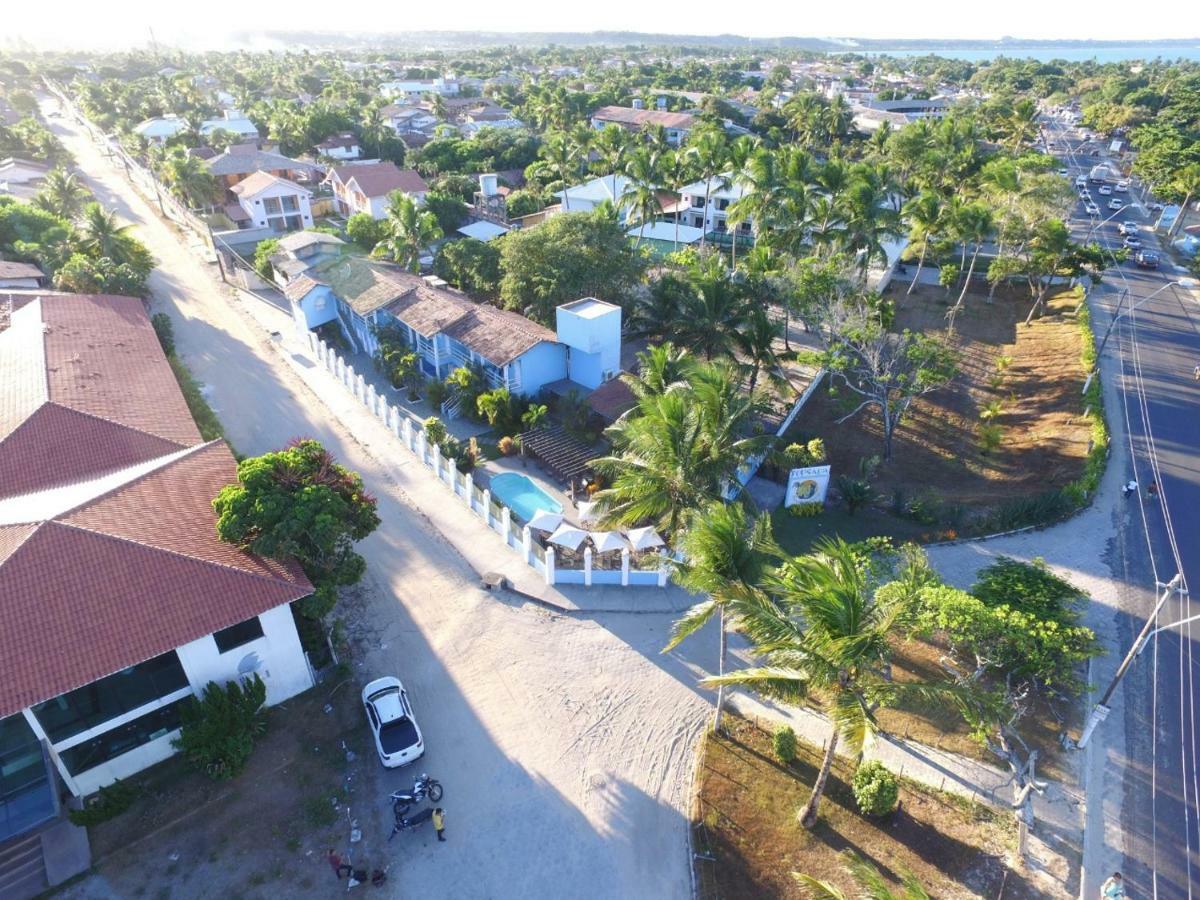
xmin=228 ymin=286 xmax=697 ymax=616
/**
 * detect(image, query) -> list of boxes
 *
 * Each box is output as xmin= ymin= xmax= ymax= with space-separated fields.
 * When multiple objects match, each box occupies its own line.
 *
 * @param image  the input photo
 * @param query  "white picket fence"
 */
xmin=307 ymin=333 xmax=671 ymax=589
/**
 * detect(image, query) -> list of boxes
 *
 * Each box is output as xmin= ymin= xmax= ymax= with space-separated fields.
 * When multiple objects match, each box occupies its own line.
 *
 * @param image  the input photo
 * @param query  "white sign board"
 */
xmin=785 ymin=466 xmax=831 ymax=507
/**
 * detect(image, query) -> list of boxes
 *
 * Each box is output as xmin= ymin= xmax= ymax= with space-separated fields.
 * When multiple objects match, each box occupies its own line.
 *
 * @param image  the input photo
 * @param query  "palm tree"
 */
xmin=625 ymin=342 xmax=696 ymax=399
xmin=1167 ymin=163 xmax=1200 ymax=238
xmin=161 ymin=151 xmax=217 ymax=209
xmin=592 ymin=360 xmax=772 ymax=536
xmin=724 ymin=135 xmax=758 ymax=266
xmin=946 ymin=204 xmax=995 ymax=334
xmin=538 ymin=132 xmax=580 ymax=211
xmin=733 ymin=307 xmax=787 ymax=393
xmin=375 ymin=192 xmax=443 ymax=272
xmin=702 ymin=539 xmax=965 ymax=828
xmin=592 ymin=124 xmax=631 ymax=208
xmin=795 ymin=850 xmax=930 ymax=899
xmin=658 ymin=149 xmax=693 ymax=251
xmin=677 ymin=256 xmax=752 ymax=360
xmin=621 ymin=146 xmax=663 ymax=244
xmin=34 ymin=168 xmax=90 ymax=220
xmin=77 ymin=203 xmax=132 ymax=260
xmin=667 ymin=501 xmax=775 ymax=731
xmin=901 ymin=192 xmax=942 ymax=296
xmin=687 ymin=128 xmax=729 ymax=250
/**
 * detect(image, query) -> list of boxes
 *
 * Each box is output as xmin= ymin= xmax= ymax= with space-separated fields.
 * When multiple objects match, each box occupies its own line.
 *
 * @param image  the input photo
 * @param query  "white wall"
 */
xmin=238 ymin=183 xmax=314 ymax=231
xmin=175 ymin=603 xmax=313 ymax=706
xmin=555 ymin=300 xmax=622 ymax=390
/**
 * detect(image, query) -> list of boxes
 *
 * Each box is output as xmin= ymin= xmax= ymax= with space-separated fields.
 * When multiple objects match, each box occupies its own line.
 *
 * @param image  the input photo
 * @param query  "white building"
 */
xmin=324 ymin=162 xmax=429 ymax=221
xmin=677 ymin=175 xmax=755 ymax=240
xmin=316 ymin=132 xmax=362 ymax=161
xmin=133 ymin=115 xmax=190 ymax=144
xmin=555 ymin=173 xmax=638 ymax=222
xmin=380 ymin=77 xmax=460 ymax=99
xmin=200 ymin=109 xmax=260 ymax=142
xmin=229 ymin=171 xmax=314 ymax=233
xmin=0 ymin=292 xmax=314 ymax=867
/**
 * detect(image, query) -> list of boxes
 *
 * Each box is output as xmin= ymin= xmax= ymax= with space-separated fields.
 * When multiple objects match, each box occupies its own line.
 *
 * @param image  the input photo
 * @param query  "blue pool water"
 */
xmin=489 ymin=472 xmax=563 ymax=523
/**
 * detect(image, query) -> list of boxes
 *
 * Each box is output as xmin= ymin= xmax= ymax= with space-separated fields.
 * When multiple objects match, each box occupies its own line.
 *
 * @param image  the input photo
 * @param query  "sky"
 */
xmin=3 ymin=0 xmax=1197 ymax=50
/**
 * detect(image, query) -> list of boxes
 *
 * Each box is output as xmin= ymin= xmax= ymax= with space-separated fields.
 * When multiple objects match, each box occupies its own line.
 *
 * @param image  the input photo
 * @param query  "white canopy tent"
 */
xmin=589 ymin=531 xmax=625 ymax=554
xmin=547 ymin=523 xmax=589 ymax=551
xmin=626 ymin=526 xmax=665 ymax=552
xmin=576 ymin=500 xmax=600 ymax=525
xmin=527 ymin=509 xmax=564 ymax=532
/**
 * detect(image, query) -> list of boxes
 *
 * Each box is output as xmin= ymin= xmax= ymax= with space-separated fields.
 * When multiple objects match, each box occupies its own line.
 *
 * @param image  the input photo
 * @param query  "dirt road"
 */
xmin=44 ymin=100 xmax=710 ymax=900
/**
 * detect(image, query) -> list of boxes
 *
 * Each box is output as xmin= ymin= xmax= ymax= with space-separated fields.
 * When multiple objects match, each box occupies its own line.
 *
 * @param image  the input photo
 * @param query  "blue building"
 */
xmin=276 ymin=237 xmax=623 ymax=399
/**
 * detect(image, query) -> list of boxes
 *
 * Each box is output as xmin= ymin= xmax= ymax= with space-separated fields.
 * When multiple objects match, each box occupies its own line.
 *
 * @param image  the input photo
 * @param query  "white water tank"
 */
xmin=479 ymin=173 xmax=498 ymax=197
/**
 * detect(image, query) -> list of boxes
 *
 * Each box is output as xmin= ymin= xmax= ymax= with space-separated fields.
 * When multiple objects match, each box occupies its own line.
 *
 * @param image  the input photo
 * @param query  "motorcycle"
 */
xmin=389 ymin=772 xmax=443 ymax=817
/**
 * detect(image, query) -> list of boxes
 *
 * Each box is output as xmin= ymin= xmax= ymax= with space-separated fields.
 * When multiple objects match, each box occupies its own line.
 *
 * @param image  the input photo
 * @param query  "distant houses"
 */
xmin=315 ymin=132 xmax=362 ymax=161
xmin=590 ymin=105 xmax=697 ymax=146
xmin=204 ymin=144 xmax=321 ymax=190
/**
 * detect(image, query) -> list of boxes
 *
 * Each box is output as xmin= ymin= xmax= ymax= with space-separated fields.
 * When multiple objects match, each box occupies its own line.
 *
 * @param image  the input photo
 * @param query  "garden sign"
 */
xmin=785 ymin=465 xmax=831 ymax=508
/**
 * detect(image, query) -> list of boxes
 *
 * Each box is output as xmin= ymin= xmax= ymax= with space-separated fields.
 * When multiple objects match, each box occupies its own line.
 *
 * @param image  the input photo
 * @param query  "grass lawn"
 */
xmin=775 ymin=284 xmax=1094 ymax=555
xmin=693 ymin=715 xmax=1043 ymax=899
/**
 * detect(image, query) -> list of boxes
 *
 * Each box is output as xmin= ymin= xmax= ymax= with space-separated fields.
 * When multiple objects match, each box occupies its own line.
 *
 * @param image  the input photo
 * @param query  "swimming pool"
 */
xmin=489 ymin=472 xmax=563 ymax=523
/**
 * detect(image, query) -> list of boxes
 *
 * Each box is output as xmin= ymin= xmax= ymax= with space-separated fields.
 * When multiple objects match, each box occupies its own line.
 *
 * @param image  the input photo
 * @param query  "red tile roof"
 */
xmin=327 ymin=162 xmax=428 ymax=199
xmin=0 ymin=293 xmax=313 ymax=718
xmin=592 ymin=106 xmax=697 ymax=130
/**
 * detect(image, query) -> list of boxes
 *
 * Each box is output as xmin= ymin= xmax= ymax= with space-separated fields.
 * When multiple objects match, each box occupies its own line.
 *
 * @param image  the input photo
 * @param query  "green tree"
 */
xmin=345 ymin=212 xmax=387 ymax=252
xmin=52 ymin=253 xmax=148 ymax=296
xmin=422 ymin=190 xmax=468 ymax=235
xmin=704 ymin=539 xmax=967 ymax=827
xmin=212 ymin=439 xmax=381 ymax=619
xmin=375 ymin=191 xmax=443 ymax=272
xmin=822 ymin=303 xmax=958 ymax=461
xmin=498 ymin=208 xmax=644 ymax=324
xmin=592 ymin=360 xmax=771 ymax=535
xmin=433 ymin=237 xmax=501 ymax=296
xmin=172 ymin=675 xmax=267 ymax=781
xmin=253 ymin=237 xmax=280 ymax=281
xmin=161 ymin=150 xmax=218 ymax=208
xmin=621 ymin=146 xmax=663 ymax=245
xmin=33 ymin=168 xmax=90 ymax=220
xmin=900 ymin=192 xmax=942 ymax=296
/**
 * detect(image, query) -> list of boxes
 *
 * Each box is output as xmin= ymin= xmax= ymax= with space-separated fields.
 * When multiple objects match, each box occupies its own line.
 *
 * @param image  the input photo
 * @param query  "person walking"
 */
xmin=326 ymin=849 xmax=353 ymax=880
xmin=432 ymin=807 xmax=446 ymax=842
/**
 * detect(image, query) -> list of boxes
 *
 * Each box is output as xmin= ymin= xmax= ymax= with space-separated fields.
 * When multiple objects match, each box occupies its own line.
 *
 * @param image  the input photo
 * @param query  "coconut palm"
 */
xmin=658 ymin=149 xmax=693 ymax=251
xmin=733 ymin=307 xmax=788 ymax=393
xmin=34 ymin=168 xmax=90 ymax=220
xmin=946 ymin=203 xmax=995 ymax=333
xmin=161 ymin=150 xmax=217 ymax=209
xmin=624 ymin=342 xmax=696 ymax=399
xmin=676 ymin=255 xmax=752 ymax=360
xmin=592 ymin=124 xmax=632 ymax=208
xmin=77 ymin=202 xmax=132 ymax=260
xmin=686 ymin=127 xmax=729 ymax=249
xmin=702 ymin=539 xmax=965 ymax=828
xmin=795 ymin=850 xmax=931 ymax=899
xmin=592 ymin=361 xmax=772 ymax=536
xmin=375 ymin=192 xmax=443 ymax=272
xmin=667 ymin=501 xmax=775 ymax=731
xmin=538 ymin=132 xmax=581 ymax=211
xmin=901 ymin=192 xmax=942 ymax=296
xmin=621 ymin=146 xmax=663 ymax=245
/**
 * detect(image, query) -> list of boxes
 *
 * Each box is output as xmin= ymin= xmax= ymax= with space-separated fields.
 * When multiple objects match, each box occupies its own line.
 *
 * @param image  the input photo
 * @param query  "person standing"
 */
xmin=432 ymin=807 xmax=446 ymax=842
xmin=1101 ymin=872 xmax=1125 ymax=898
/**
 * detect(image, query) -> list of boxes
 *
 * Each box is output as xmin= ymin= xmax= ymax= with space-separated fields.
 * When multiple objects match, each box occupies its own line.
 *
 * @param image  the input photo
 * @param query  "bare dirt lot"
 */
xmin=692 ymin=716 xmax=1041 ymax=900
xmin=785 ymin=284 xmax=1093 ymax=543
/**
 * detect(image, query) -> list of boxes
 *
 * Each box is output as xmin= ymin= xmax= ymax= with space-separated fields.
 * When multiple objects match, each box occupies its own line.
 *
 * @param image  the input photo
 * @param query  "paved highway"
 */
xmin=1048 ymin=114 xmax=1200 ymax=899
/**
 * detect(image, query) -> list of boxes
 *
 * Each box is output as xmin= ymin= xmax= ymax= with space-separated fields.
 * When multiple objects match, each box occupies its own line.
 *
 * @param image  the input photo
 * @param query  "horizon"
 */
xmin=3 ymin=0 xmax=1198 ymax=52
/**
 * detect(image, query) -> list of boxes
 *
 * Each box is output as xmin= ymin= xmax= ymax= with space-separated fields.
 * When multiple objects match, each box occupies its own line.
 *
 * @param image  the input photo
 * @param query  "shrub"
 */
xmin=425 ymin=379 xmax=448 ymax=409
xmin=68 ymin=778 xmax=138 ymax=827
xmin=252 ymin=238 xmax=280 ymax=281
xmin=498 ymin=435 xmax=517 ymax=456
xmin=836 ymin=476 xmax=874 ymax=515
xmin=972 ymin=557 xmax=1083 ymax=621
xmin=151 ymin=312 xmax=175 ymax=355
xmin=772 ymin=726 xmax=797 ymax=764
xmin=423 ymin=416 xmax=447 ymax=447
xmin=978 ymin=423 xmax=1004 ymax=453
xmin=788 ymin=502 xmax=822 ymax=518
xmin=852 ymin=761 xmax=899 ymax=817
xmin=173 ymin=675 xmax=267 ymax=780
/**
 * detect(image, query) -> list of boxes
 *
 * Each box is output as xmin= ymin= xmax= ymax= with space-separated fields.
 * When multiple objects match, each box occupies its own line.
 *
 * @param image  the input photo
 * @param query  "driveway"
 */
xmin=43 ymin=99 xmax=710 ymax=900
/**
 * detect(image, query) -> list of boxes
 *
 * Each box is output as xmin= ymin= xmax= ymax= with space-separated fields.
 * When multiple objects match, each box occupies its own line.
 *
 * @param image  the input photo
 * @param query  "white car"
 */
xmin=362 ymin=677 xmax=425 ymax=768
xmin=1116 ymin=180 xmax=1129 ymax=192
xmin=1108 ymin=198 xmax=1123 ymax=210
xmin=1098 ymin=185 xmax=1113 ymax=195
xmin=1120 ymin=221 xmax=1140 ymax=235
xmin=1084 ymin=202 xmax=1101 ymax=216
xmin=1075 ymin=176 xmax=1088 ymax=188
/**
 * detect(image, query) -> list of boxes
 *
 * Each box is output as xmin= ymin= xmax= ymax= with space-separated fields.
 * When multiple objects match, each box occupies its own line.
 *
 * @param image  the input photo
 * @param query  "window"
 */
xmin=262 ymin=197 xmax=282 ymax=215
xmin=691 ymin=196 xmax=704 ymax=208
xmin=31 ymin=652 xmax=189 ymax=744
xmin=58 ymin=700 xmax=186 ymax=776
xmin=281 ymin=195 xmax=299 ymax=213
xmin=717 ymin=199 xmax=729 ymax=211
xmin=213 ymin=617 xmax=264 ymax=654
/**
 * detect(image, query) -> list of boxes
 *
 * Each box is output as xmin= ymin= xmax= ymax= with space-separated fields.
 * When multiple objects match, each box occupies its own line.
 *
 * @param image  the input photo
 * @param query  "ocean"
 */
xmin=855 ymin=46 xmax=1200 ymax=63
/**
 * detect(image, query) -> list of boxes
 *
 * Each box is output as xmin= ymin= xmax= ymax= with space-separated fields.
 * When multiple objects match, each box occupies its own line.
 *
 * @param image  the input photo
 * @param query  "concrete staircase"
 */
xmin=0 ymin=831 xmax=47 ymax=900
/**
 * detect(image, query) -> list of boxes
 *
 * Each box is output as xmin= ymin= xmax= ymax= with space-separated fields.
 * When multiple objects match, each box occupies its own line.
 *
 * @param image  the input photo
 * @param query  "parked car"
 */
xmin=1098 ymin=185 xmax=1113 ymax=195
xmin=1058 ymin=168 xmax=1070 ymax=177
xmin=1109 ymin=198 xmax=1124 ymax=210
xmin=1085 ymin=202 xmax=1101 ymax=216
xmin=1123 ymin=236 xmax=1142 ymax=249
xmin=362 ymin=677 xmax=425 ymax=768
xmin=1136 ymin=251 xmax=1160 ymax=269
xmin=1120 ymin=221 xmax=1140 ymax=235
xmin=1116 ymin=180 xmax=1129 ymax=192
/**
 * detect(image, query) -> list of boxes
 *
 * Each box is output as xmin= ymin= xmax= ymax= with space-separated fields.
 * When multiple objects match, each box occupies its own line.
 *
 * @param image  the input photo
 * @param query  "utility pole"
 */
xmin=1078 ymin=574 xmax=1184 ymax=748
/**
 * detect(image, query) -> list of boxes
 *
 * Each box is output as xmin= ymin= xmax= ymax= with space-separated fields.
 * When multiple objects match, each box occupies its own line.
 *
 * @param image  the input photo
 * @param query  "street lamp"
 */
xmin=1084 ymin=205 xmax=1128 ymax=244
xmin=1082 ymin=277 xmax=1200 ymax=394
